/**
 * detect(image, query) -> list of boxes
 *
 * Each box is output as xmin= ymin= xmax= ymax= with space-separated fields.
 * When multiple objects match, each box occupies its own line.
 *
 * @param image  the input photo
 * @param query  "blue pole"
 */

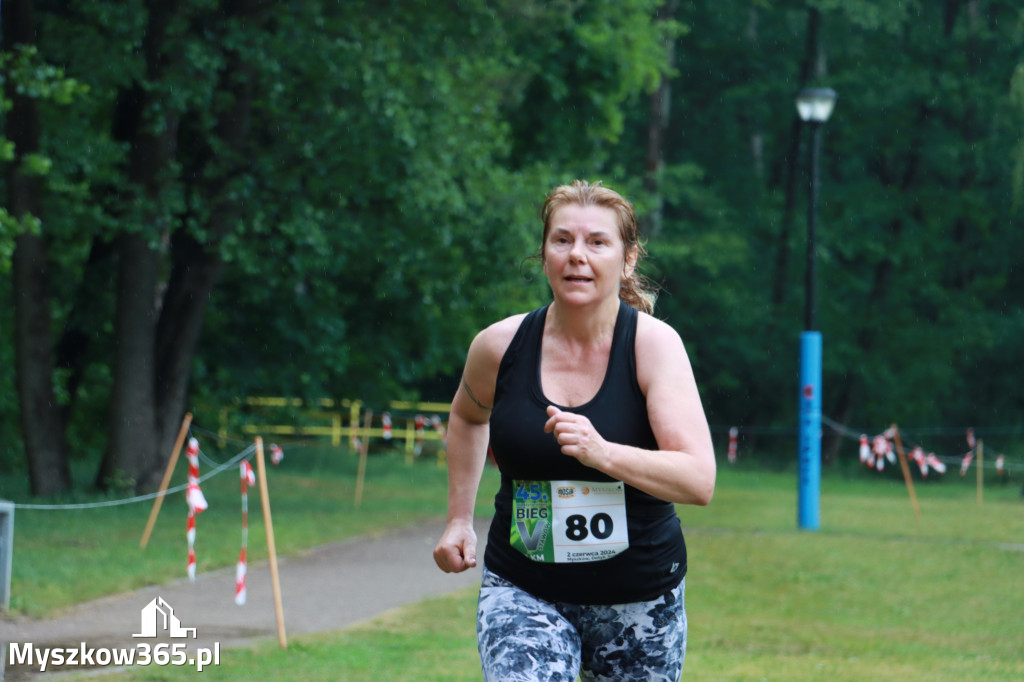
xmin=798 ymin=331 xmax=822 ymax=530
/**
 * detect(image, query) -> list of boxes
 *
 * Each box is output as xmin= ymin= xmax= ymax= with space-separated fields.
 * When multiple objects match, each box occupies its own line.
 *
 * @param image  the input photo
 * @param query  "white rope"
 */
xmin=13 ymin=442 xmax=255 ymax=511
xmin=724 ymin=417 xmax=1021 ymax=472
xmin=819 ymin=416 xmax=1021 ymax=472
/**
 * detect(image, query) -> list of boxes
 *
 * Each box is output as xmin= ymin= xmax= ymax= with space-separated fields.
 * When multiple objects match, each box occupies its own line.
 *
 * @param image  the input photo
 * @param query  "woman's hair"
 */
xmin=539 ymin=179 xmax=658 ymax=314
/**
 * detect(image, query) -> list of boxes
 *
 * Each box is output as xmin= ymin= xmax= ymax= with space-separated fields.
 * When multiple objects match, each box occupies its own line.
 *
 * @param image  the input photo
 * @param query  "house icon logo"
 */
xmin=133 ymin=596 xmax=197 ymax=639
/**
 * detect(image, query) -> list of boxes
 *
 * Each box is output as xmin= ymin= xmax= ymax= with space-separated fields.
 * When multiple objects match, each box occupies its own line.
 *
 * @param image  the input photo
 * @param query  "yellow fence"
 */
xmin=217 ymin=397 xmax=453 ymax=465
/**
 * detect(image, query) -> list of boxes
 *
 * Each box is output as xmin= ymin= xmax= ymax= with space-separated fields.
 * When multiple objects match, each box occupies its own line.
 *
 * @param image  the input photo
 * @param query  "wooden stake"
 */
xmin=140 ymin=412 xmax=193 ymax=549
xmin=890 ymin=424 xmax=921 ymax=523
xmin=354 ymin=410 xmax=373 ymax=508
xmin=255 ymin=437 xmax=288 ymax=649
xmin=349 ymin=401 xmax=361 ymax=449
xmin=977 ymin=439 xmax=984 ymax=506
xmin=405 ymin=417 xmax=415 ymax=465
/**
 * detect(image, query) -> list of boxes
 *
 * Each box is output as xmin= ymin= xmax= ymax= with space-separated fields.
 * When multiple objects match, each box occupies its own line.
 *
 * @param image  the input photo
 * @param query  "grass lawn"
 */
xmin=681 ymin=468 xmax=1024 ymax=681
xmin=6 ymin=439 xmax=1023 ymax=680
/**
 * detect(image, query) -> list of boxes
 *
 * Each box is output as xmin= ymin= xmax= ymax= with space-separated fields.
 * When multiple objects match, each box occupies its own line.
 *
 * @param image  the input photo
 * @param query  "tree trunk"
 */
xmin=11 ymin=231 xmax=72 ymax=495
xmin=152 ymin=234 xmax=225 ymax=475
xmin=770 ymin=8 xmax=821 ymax=309
xmin=745 ymin=8 xmax=765 ymax=183
xmin=100 ymin=0 xmax=266 ymax=489
xmin=97 ymin=0 xmax=183 ymax=492
xmin=640 ymin=0 xmax=678 ymax=241
xmin=151 ymin=1 xmax=262 ymax=471
xmin=5 ymin=0 xmax=72 ymax=495
xmin=55 ymin=236 xmax=116 ymax=420
xmin=99 ymin=233 xmax=161 ymax=490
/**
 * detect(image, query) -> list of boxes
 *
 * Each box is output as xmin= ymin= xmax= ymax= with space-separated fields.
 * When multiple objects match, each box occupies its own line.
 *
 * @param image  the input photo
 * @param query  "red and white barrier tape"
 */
xmin=834 ymin=421 xmax=1017 ymax=476
xmin=236 ymin=460 xmax=256 ymax=605
xmin=961 ymin=429 xmax=975 ymax=476
xmin=909 ymin=446 xmax=946 ymax=477
xmin=868 ymin=433 xmax=895 ymax=471
xmin=185 ymin=437 xmax=208 ymax=582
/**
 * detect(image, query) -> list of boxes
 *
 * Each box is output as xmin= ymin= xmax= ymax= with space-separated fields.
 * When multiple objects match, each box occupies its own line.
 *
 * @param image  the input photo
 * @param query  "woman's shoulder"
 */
xmin=634 ymin=311 xmax=684 ymax=348
xmin=634 ymin=311 xmax=687 ymax=359
xmin=486 ymin=311 xmax=532 ymax=336
xmin=469 ymin=312 xmax=532 ymax=365
xmin=634 ymin=312 xmax=695 ymax=395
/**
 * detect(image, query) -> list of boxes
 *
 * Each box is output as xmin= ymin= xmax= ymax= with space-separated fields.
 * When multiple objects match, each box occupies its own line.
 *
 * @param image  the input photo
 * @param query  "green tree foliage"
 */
xmin=2 ymin=0 xmax=1023 ymax=493
xmin=0 ymin=0 xmax=675 ymax=492
xmin=635 ymin=1 xmax=1024 ymax=439
xmin=193 ymin=0 xmax=680 ymax=406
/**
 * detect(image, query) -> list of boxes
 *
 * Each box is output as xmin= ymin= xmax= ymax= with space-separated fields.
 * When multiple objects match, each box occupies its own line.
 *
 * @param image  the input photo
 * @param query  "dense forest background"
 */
xmin=2 ymin=0 xmax=1023 ymax=495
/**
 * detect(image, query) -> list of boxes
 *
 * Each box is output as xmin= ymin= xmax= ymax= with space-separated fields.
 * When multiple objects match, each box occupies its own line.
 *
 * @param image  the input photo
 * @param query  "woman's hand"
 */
xmin=544 ymin=405 xmax=610 ymax=471
xmin=433 ymin=519 xmax=478 ymax=573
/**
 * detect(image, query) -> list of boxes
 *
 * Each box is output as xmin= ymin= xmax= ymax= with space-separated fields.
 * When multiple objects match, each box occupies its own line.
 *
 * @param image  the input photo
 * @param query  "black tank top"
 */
xmin=483 ymin=300 xmax=687 ymax=605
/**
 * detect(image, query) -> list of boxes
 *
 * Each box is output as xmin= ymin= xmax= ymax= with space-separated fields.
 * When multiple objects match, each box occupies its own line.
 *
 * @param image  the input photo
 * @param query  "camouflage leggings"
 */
xmin=476 ymin=568 xmax=686 ymax=682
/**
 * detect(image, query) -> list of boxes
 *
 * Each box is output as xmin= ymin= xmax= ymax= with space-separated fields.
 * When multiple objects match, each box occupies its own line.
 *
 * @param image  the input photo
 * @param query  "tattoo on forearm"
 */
xmin=462 ymin=376 xmax=492 ymax=411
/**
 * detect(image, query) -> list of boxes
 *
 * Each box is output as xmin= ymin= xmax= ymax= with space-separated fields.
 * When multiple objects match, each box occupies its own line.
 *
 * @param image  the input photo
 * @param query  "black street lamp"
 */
xmin=794 ymin=87 xmax=836 ymax=531
xmin=796 ymin=88 xmax=837 ymax=331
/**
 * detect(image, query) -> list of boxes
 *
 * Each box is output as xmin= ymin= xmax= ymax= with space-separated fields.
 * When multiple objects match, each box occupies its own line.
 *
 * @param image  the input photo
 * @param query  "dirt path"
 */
xmin=0 ymin=517 xmax=490 ymax=679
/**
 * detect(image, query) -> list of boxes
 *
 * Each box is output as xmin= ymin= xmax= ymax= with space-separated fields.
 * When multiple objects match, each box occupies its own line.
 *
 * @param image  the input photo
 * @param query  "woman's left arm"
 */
xmin=545 ymin=315 xmax=716 ymax=505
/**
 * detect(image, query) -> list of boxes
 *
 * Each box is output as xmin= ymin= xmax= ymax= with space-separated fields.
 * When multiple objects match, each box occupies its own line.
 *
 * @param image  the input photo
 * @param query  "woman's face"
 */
xmin=543 ymin=204 xmax=637 ymax=308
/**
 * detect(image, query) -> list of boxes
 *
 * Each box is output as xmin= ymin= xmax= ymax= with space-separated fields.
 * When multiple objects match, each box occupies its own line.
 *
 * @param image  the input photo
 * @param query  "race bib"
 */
xmin=510 ymin=479 xmax=629 ymax=563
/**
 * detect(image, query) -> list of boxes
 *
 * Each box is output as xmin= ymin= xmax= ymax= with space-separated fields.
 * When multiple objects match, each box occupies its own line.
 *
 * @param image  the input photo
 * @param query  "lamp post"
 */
xmin=795 ymin=87 xmax=836 ymax=531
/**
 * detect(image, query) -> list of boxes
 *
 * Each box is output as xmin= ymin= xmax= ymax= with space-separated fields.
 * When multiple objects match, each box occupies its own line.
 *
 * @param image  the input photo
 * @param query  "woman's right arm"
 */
xmin=432 ymin=316 xmax=522 ymax=573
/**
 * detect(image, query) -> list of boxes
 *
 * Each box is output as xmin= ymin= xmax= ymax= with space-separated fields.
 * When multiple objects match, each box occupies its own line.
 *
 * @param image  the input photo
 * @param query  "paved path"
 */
xmin=0 ymin=517 xmax=490 ymax=679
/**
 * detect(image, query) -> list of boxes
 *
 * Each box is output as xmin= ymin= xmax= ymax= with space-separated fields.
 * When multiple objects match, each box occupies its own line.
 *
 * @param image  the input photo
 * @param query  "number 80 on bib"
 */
xmin=511 ymin=480 xmax=629 ymax=563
